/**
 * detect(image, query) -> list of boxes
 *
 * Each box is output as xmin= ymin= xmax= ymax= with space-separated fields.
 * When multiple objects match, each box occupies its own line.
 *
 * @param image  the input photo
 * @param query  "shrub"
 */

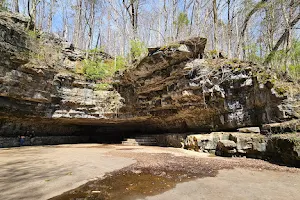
xmin=82 ymin=56 xmax=127 ymax=81
xmin=130 ymin=39 xmax=148 ymax=60
xmin=83 ymin=60 xmax=110 ymax=81
xmin=289 ymin=64 xmax=300 ymax=80
xmin=174 ymin=12 xmax=189 ymax=29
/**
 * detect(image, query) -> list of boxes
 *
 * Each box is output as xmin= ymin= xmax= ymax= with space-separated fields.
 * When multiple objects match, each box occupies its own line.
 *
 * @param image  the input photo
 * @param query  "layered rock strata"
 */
xmin=1 ymin=11 xmax=300 ymax=154
xmin=184 ymin=132 xmax=300 ymax=167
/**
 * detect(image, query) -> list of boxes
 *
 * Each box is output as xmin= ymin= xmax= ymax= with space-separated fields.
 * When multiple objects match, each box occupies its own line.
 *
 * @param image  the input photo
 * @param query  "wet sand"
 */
xmin=1 ymin=144 xmax=300 ymax=200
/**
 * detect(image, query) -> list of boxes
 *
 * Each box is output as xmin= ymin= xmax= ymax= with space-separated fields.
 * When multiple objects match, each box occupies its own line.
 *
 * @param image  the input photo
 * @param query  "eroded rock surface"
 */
xmin=0 ymin=12 xmax=125 ymax=146
xmin=116 ymin=46 xmax=300 ymax=133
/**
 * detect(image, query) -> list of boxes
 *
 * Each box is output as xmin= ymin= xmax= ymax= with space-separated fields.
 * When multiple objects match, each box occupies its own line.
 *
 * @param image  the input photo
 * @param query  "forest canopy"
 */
xmin=1 ymin=0 xmax=299 ymax=78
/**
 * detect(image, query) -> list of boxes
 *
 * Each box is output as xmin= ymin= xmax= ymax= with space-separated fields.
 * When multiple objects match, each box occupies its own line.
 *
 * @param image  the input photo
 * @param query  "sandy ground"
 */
xmin=1 ymin=144 xmax=300 ymax=200
xmin=0 ymin=144 xmax=135 ymax=200
xmin=143 ymin=168 xmax=300 ymax=200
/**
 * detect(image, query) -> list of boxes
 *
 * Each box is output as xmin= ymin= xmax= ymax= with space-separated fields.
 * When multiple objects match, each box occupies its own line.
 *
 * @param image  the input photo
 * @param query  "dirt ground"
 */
xmin=1 ymin=144 xmax=300 ymax=200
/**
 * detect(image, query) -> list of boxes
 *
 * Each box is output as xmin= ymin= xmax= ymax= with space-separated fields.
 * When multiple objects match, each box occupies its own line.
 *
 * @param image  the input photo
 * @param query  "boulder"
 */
xmin=185 ymin=132 xmax=267 ymax=157
xmin=216 ymin=140 xmax=237 ymax=157
xmin=184 ymin=132 xmax=230 ymax=152
xmin=267 ymin=134 xmax=300 ymax=167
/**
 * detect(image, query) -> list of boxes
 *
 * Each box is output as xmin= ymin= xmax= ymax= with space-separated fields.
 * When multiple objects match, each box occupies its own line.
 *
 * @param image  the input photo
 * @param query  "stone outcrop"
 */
xmin=184 ymin=132 xmax=300 ymax=167
xmin=116 ymin=43 xmax=300 ymax=133
xmin=185 ymin=132 xmax=267 ymax=156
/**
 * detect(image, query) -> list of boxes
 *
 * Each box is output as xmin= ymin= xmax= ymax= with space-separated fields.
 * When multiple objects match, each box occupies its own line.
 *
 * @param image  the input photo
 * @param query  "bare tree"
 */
xmin=213 ymin=0 xmax=218 ymax=52
xmin=0 ymin=0 xmax=5 ymax=9
xmin=238 ymin=0 xmax=268 ymax=58
xmin=85 ymin=0 xmax=96 ymax=57
xmin=264 ymin=12 xmax=300 ymax=65
xmin=122 ymin=0 xmax=140 ymax=39
xmin=13 ymin=0 xmax=19 ymax=12
xmin=27 ymin=0 xmax=42 ymax=31
xmin=73 ymin=0 xmax=83 ymax=48
xmin=47 ymin=0 xmax=56 ymax=33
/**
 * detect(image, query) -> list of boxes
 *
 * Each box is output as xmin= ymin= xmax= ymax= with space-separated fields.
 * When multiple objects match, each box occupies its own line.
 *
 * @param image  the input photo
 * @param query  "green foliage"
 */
xmin=82 ymin=56 xmax=127 ymax=81
xmin=288 ymin=64 xmax=300 ymax=79
xmin=27 ymin=30 xmax=39 ymax=39
xmin=0 ymin=2 xmax=8 ymax=11
xmin=114 ymin=56 xmax=127 ymax=71
xmin=83 ymin=60 xmax=111 ymax=81
xmin=130 ymin=39 xmax=148 ymax=60
xmin=94 ymin=83 xmax=111 ymax=91
xmin=268 ymin=40 xmax=300 ymax=80
xmin=29 ymin=51 xmax=45 ymax=61
xmin=289 ymin=40 xmax=300 ymax=79
xmin=244 ymin=43 xmax=262 ymax=63
xmin=0 ymin=7 xmax=8 ymax=11
xmin=174 ymin=12 xmax=189 ymax=29
xmin=159 ymin=42 xmax=181 ymax=51
xmin=87 ymin=46 xmax=106 ymax=54
xmin=290 ymin=40 xmax=300 ymax=61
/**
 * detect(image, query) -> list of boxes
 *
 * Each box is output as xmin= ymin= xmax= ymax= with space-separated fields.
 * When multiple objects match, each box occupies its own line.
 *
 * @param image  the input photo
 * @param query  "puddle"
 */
xmin=49 ymin=167 xmax=218 ymax=200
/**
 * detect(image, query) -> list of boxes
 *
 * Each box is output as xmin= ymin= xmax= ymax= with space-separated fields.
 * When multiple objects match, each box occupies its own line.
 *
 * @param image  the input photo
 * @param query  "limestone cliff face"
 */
xmin=116 ymin=43 xmax=300 ymax=133
xmin=0 ymin=12 xmax=299 ymax=146
xmin=0 ymin=12 xmax=123 ymax=142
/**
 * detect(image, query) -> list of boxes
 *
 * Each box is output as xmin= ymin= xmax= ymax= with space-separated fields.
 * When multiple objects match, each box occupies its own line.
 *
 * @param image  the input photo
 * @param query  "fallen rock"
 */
xmin=267 ymin=134 xmax=300 ymax=167
xmin=216 ymin=140 xmax=237 ymax=157
xmin=262 ymin=119 xmax=300 ymax=134
xmin=238 ymin=127 xmax=260 ymax=133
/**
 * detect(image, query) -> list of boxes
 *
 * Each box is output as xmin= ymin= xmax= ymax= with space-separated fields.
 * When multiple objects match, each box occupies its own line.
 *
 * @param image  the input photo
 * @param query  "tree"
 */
xmin=27 ymin=0 xmax=42 ymax=31
xmin=226 ymin=0 xmax=232 ymax=58
xmin=174 ymin=12 xmax=189 ymax=39
xmin=213 ymin=0 xmax=218 ymax=52
xmin=238 ymin=0 xmax=268 ymax=59
xmin=264 ymin=12 xmax=300 ymax=65
xmin=73 ymin=0 xmax=83 ymax=48
xmin=13 ymin=0 xmax=19 ymax=12
xmin=85 ymin=0 xmax=96 ymax=57
xmin=47 ymin=0 xmax=56 ymax=33
xmin=122 ymin=0 xmax=140 ymax=39
xmin=0 ymin=0 xmax=6 ymax=10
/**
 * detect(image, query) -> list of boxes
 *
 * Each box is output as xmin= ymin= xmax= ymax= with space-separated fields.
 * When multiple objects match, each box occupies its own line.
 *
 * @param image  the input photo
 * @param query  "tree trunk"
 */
xmin=213 ymin=0 xmax=218 ymax=53
xmin=47 ymin=0 xmax=55 ymax=33
xmin=27 ymin=0 xmax=41 ymax=31
xmin=264 ymin=12 xmax=300 ymax=65
xmin=189 ymin=0 xmax=196 ymax=35
xmin=238 ymin=0 xmax=268 ymax=58
xmin=13 ymin=0 xmax=19 ymax=12
xmin=227 ymin=0 xmax=231 ymax=58
xmin=0 ymin=0 xmax=4 ymax=9
xmin=73 ymin=0 xmax=83 ymax=48
xmin=86 ymin=0 xmax=95 ymax=58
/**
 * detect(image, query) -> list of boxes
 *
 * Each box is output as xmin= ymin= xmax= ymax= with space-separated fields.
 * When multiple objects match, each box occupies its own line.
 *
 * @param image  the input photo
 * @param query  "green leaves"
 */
xmin=83 ymin=56 xmax=127 ymax=81
xmin=83 ymin=60 xmax=108 ymax=81
xmin=130 ymin=39 xmax=148 ymax=60
xmin=174 ymin=12 xmax=189 ymax=28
